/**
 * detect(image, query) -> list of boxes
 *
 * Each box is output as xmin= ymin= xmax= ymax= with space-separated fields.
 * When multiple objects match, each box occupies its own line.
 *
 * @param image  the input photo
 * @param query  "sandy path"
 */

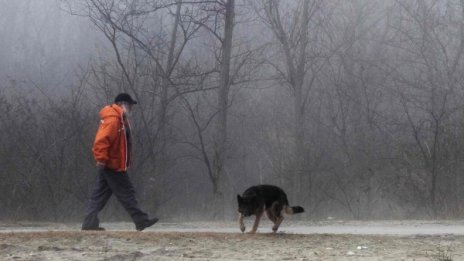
xmin=2 ymin=220 xmax=464 ymax=235
xmin=1 ymin=221 xmax=463 ymax=260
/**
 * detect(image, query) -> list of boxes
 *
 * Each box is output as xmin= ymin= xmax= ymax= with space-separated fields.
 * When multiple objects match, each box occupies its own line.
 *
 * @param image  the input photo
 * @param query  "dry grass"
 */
xmin=1 ymin=231 xmax=463 ymax=260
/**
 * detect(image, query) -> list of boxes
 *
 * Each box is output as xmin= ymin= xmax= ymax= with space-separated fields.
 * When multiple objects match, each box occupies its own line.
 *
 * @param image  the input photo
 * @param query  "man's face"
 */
xmin=121 ymin=102 xmax=133 ymax=114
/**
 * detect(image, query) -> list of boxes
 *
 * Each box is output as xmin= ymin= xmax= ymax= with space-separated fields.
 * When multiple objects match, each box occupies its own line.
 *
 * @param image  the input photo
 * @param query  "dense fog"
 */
xmin=2 ymin=0 xmax=464 ymax=222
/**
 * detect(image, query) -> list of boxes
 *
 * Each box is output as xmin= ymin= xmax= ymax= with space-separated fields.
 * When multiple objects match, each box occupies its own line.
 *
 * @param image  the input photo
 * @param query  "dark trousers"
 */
xmin=82 ymin=168 xmax=149 ymax=229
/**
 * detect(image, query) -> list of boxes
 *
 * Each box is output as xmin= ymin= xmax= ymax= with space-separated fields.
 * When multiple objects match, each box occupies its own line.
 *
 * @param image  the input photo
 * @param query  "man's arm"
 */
xmin=92 ymin=117 xmax=119 ymax=167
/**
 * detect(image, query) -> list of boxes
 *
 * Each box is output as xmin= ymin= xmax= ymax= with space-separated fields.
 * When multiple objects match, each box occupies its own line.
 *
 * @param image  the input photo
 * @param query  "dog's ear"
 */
xmin=237 ymin=194 xmax=243 ymax=204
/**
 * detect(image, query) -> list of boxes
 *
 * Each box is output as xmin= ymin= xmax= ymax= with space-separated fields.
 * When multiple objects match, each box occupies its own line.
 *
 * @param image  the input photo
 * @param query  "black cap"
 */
xmin=114 ymin=93 xmax=137 ymax=104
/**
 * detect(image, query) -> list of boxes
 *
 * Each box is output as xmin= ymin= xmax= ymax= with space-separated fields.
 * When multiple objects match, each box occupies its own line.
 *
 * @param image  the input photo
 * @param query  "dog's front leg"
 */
xmin=238 ymin=213 xmax=245 ymax=233
xmin=249 ymin=210 xmax=263 ymax=234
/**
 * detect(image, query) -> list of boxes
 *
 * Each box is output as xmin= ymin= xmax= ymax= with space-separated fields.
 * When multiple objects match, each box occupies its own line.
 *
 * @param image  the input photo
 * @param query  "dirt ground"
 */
xmin=1 ymin=221 xmax=463 ymax=260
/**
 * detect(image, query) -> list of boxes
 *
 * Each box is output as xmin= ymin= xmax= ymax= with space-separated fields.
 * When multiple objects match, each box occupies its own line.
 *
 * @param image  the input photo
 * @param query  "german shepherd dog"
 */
xmin=237 ymin=185 xmax=304 ymax=233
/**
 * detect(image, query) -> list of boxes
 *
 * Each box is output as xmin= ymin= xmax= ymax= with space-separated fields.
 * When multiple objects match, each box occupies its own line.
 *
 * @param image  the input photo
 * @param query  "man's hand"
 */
xmin=96 ymin=162 xmax=105 ymax=169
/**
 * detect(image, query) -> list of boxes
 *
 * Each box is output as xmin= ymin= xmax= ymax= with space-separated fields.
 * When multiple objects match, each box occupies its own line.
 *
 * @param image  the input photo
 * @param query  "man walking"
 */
xmin=82 ymin=93 xmax=158 ymax=231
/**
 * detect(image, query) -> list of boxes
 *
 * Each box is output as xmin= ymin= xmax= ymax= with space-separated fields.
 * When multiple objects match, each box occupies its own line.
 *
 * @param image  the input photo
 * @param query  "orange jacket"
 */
xmin=92 ymin=104 xmax=131 ymax=172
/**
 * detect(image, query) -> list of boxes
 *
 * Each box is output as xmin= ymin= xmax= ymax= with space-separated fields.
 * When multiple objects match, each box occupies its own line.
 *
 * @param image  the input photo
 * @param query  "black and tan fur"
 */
xmin=237 ymin=185 xmax=304 ymax=233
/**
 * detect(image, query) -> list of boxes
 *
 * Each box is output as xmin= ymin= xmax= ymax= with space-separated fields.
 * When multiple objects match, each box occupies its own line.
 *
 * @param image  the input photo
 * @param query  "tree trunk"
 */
xmin=212 ymin=0 xmax=234 ymax=219
xmin=158 ymin=0 xmax=182 ymax=175
xmin=290 ymin=0 xmax=309 ymax=197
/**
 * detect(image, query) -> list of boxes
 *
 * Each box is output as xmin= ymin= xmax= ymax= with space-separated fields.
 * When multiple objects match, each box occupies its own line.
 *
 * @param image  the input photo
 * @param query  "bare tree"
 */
xmin=211 ymin=0 xmax=235 ymax=217
xmin=256 ymin=0 xmax=324 ymax=200
xmin=66 ymin=0 xmax=213 ymax=211
xmin=387 ymin=0 xmax=464 ymax=217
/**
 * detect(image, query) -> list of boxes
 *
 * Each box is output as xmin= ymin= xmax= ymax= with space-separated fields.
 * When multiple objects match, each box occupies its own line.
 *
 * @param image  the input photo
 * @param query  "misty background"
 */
xmin=2 ymin=0 xmax=464 ymax=222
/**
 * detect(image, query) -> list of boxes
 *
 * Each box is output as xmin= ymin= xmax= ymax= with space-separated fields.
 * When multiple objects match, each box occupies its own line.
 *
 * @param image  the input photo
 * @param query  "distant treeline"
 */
xmin=2 ymin=0 xmax=464 ymax=221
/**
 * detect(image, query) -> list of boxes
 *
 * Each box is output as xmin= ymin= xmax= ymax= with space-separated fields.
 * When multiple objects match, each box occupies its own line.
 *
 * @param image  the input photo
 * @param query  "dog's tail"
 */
xmin=285 ymin=206 xmax=305 ymax=214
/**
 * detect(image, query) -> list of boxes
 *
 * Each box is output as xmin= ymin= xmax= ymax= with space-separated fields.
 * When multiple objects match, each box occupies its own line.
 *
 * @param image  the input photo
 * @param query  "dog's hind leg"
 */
xmin=272 ymin=215 xmax=284 ymax=233
xmin=267 ymin=207 xmax=282 ymax=232
xmin=249 ymin=208 xmax=264 ymax=234
xmin=271 ymin=202 xmax=284 ymax=233
xmin=266 ymin=208 xmax=277 ymax=223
